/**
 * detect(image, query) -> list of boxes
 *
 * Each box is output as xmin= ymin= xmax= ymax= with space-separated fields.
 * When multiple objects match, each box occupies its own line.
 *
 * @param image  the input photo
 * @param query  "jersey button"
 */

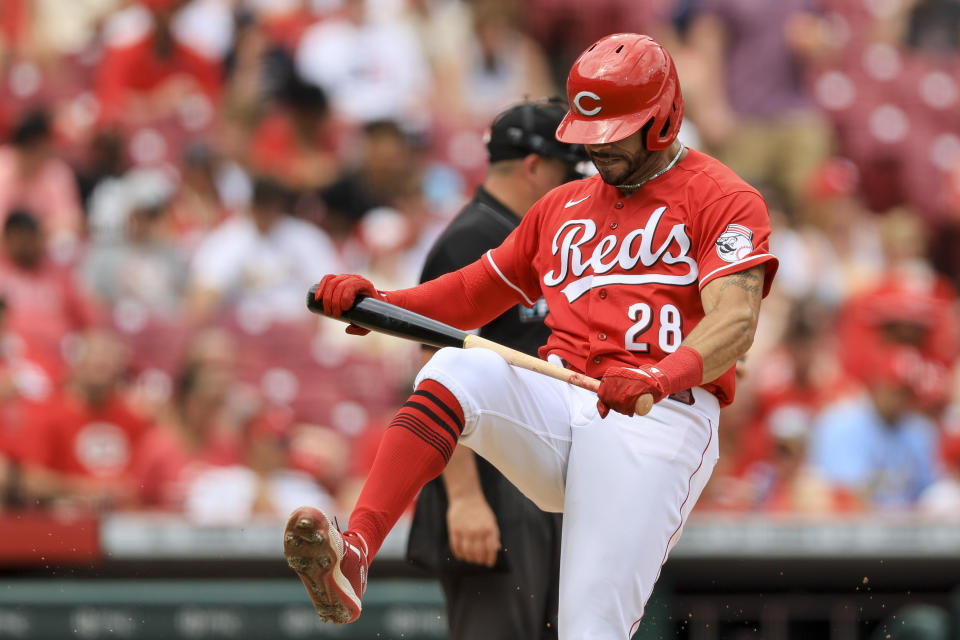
xmin=610 ymin=222 xmax=618 ymax=229
xmin=593 ymin=357 xmax=601 ymax=364
xmin=615 ymin=202 xmax=624 ymax=209
xmin=598 ymin=332 xmax=607 ymax=340
xmin=598 ymin=289 xmax=607 ymax=299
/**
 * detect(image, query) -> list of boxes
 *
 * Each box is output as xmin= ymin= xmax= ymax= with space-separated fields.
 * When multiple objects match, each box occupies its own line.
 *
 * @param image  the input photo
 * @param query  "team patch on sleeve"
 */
xmin=715 ymin=224 xmax=755 ymax=263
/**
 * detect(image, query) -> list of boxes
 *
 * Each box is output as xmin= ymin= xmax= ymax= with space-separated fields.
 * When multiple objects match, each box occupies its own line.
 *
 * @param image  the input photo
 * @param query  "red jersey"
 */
xmin=134 ymin=424 xmax=242 ymax=509
xmin=485 ymin=149 xmax=778 ymax=406
xmin=96 ymin=34 xmax=221 ymax=125
xmin=0 ymin=257 xmax=99 ymax=382
xmin=0 ymin=388 xmax=32 ymax=462
xmin=20 ymin=391 xmax=149 ymax=480
xmin=249 ymin=111 xmax=341 ymax=185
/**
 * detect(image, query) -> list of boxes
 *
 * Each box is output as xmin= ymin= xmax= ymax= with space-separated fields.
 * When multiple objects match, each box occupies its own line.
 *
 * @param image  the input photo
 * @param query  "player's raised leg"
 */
xmin=283 ymin=375 xmax=463 ymax=622
xmin=284 ymin=346 xmax=576 ymax=623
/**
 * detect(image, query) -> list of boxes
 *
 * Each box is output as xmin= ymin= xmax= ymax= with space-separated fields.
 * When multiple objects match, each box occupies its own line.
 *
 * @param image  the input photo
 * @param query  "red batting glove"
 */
xmin=597 ymin=366 xmax=666 ymax=418
xmin=314 ymin=273 xmax=379 ymax=335
xmin=597 ymin=346 xmax=704 ymax=418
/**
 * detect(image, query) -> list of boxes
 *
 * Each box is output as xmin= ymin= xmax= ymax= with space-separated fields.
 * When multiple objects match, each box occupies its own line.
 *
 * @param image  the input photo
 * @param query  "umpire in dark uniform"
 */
xmin=406 ymin=99 xmax=587 ymax=640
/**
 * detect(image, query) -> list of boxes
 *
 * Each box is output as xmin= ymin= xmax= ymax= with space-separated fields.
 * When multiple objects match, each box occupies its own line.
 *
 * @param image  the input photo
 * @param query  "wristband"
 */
xmin=649 ymin=346 xmax=703 ymax=396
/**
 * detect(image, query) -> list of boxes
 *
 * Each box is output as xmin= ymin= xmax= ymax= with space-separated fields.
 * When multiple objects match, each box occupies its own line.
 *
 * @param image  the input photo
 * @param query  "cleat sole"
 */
xmin=282 ymin=507 xmax=362 ymax=624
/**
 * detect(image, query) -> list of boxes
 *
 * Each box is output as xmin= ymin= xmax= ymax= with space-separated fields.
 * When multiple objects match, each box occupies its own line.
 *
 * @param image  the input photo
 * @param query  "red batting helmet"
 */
xmin=556 ymin=34 xmax=684 ymax=149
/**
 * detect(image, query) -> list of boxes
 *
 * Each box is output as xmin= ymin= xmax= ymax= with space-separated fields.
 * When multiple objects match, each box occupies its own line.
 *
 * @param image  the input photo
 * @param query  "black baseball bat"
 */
xmin=305 ymin=284 xmax=654 ymax=414
xmin=306 ymin=286 xmax=468 ymax=349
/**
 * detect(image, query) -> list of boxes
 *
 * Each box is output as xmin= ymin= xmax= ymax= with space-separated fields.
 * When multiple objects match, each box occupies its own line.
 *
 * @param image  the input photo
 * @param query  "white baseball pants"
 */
xmin=416 ymin=347 xmax=720 ymax=640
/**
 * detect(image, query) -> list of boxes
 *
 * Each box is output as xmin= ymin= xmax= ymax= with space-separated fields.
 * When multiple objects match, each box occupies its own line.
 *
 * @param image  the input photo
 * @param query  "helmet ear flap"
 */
xmin=644 ymin=73 xmax=684 ymax=151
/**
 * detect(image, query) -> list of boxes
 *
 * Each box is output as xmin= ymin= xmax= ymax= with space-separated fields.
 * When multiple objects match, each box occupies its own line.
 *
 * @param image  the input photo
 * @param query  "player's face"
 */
xmin=584 ymin=129 xmax=658 ymax=186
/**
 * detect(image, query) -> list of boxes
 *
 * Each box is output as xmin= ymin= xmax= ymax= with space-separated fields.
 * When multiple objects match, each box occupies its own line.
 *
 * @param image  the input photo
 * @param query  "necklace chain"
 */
xmin=617 ymin=144 xmax=685 ymax=191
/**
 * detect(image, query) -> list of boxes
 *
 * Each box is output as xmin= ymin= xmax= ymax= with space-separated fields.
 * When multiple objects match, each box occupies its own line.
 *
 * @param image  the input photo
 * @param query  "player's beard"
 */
xmin=587 ymin=149 xmax=645 ymax=186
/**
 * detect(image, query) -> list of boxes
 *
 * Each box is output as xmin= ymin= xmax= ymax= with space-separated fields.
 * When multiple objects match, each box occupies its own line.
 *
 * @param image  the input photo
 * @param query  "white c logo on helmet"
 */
xmin=573 ymin=91 xmax=602 ymax=117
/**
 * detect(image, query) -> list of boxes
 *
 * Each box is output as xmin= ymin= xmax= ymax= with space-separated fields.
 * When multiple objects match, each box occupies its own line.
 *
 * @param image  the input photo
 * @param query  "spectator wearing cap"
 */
xmin=836 ymin=208 xmax=959 ymax=412
xmin=837 ymin=277 xmax=957 ymax=413
xmin=405 ymin=99 xmax=586 ymax=640
xmin=808 ymin=346 xmax=942 ymax=509
xmin=0 ymin=109 xmax=84 ymax=262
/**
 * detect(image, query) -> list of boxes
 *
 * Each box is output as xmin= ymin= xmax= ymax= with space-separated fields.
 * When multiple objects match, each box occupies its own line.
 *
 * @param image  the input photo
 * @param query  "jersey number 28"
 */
xmin=625 ymin=303 xmax=683 ymax=354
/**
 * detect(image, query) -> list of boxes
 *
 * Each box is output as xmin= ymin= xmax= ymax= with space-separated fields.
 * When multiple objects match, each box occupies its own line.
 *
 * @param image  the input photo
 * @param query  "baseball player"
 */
xmin=284 ymin=33 xmax=779 ymax=639
xmin=405 ymin=98 xmax=586 ymax=640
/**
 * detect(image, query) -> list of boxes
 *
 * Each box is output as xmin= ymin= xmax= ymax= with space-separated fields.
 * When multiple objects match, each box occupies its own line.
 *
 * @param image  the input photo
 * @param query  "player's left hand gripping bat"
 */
xmin=306 ymin=286 xmax=653 ymax=416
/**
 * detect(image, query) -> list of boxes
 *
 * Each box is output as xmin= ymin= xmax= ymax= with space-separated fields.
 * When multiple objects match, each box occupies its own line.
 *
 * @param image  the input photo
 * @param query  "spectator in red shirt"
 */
xmin=135 ymin=357 xmax=244 ymax=510
xmin=0 ymin=0 xmax=29 ymax=57
xmin=700 ymin=308 xmax=853 ymax=512
xmin=135 ymin=327 xmax=329 ymax=520
xmin=250 ymin=76 xmax=341 ymax=193
xmin=0 ymin=296 xmax=25 ymax=507
xmin=838 ymin=277 xmax=958 ymax=412
xmin=734 ymin=305 xmax=850 ymax=477
xmin=18 ymin=331 xmax=149 ymax=510
xmin=95 ymin=0 xmax=221 ymax=127
xmin=0 ymin=210 xmax=99 ymax=386
xmin=237 ymin=409 xmax=335 ymax=520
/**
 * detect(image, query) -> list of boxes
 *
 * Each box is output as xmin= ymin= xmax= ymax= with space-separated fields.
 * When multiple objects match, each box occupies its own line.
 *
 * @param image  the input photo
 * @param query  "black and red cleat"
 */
xmin=283 ymin=506 xmax=368 ymax=623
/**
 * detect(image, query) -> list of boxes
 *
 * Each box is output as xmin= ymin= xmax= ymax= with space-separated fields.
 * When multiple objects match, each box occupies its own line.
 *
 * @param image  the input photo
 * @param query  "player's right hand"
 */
xmin=314 ymin=273 xmax=379 ymax=335
xmin=597 ymin=366 xmax=663 ymax=418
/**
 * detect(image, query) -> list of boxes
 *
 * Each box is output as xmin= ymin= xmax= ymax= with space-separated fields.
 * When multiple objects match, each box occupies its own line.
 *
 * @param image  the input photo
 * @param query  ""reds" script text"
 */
xmin=544 ymin=207 xmax=698 ymax=302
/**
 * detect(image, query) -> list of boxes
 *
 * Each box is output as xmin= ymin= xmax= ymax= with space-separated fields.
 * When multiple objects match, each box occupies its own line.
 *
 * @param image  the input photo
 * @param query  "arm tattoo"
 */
xmin=717 ymin=269 xmax=762 ymax=298
xmin=701 ymin=266 xmax=766 ymax=315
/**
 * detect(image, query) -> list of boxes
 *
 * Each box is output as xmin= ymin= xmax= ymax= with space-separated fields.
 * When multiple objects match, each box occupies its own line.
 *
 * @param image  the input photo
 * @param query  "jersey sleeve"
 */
xmin=694 ymin=190 xmax=779 ymax=296
xmin=385 ymin=258 xmax=521 ymax=330
xmin=484 ymin=204 xmax=543 ymax=308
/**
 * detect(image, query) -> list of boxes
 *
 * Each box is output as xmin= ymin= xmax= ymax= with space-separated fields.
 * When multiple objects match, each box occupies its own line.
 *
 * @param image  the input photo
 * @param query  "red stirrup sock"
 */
xmin=347 ymin=378 xmax=465 ymax=559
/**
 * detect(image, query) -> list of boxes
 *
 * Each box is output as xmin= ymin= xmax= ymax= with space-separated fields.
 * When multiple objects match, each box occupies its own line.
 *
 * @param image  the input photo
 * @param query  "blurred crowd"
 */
xmin=0 ymin=0 xmax=958 ymax=523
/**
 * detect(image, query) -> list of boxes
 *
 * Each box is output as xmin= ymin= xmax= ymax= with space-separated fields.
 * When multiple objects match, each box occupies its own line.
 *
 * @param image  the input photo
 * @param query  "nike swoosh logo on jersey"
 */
xmin=564 ymin=196 xmax=591 ymax=208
